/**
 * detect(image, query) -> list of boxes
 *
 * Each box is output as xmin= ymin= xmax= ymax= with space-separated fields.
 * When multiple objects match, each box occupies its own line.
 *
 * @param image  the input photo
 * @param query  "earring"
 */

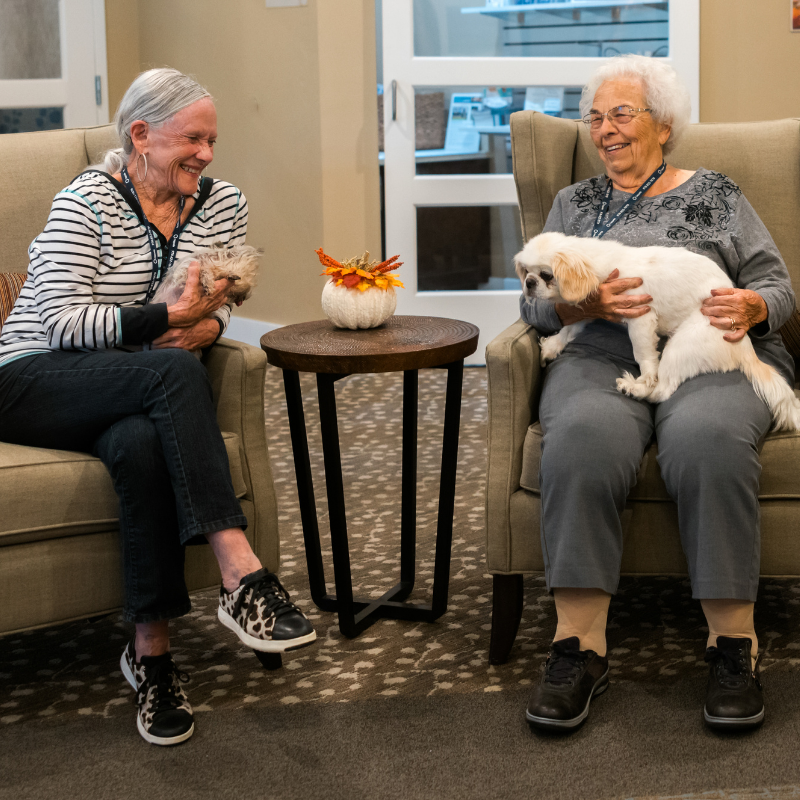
xmin=136 ymin=152 xmax=148 ymax=182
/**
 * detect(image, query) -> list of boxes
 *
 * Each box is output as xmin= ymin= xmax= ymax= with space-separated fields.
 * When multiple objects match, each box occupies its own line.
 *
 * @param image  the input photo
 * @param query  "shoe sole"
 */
xmin=217 ymin=606 xmax=317 ymax=653
xmin=121 ymin=653 xmax=195 ymax=746
xmin=703 ymin=706 xmax=765 ymax=730
xmin=136 ymin=715 xmax=195 ymax=746
xmin=526 ymin=669 xmax=610 ymax=731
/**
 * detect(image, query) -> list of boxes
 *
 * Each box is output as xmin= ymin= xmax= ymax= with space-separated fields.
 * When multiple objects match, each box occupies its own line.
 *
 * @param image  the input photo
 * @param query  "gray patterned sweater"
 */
xmin=520 ymin=168 xmax=795 ymax=383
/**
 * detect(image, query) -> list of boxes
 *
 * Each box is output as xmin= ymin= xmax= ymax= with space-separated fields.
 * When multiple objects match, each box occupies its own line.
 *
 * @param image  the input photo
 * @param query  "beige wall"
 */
xmin=700 ymin=0 xmax=800 ymax=123
xmin=105 ymin=0 xmax=380 ymax=327
xmin=105 ymin=0 xmax=140 ymax=117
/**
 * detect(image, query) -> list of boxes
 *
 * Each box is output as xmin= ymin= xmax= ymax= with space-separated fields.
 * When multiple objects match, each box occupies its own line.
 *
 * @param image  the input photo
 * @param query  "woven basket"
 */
xmin=0 ymin=272 xmax=26 ymax=330
xmin=378 ymin=91 xmax=447 ymax=152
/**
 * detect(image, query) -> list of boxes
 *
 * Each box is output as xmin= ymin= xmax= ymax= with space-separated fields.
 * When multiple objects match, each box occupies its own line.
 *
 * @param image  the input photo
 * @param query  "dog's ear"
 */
xmin=513 ymin=254 xmax=529 ymax=287
xmin=551 ymin=247 xmax=600 ymax=304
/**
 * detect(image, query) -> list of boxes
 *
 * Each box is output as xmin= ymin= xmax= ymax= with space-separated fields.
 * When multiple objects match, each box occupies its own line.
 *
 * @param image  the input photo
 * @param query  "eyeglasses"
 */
xmin=582 ymin=106 xmax=652 ymax=128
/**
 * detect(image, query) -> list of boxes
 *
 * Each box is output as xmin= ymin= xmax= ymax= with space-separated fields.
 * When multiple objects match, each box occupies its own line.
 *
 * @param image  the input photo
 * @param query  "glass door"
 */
xmin=380 ymin=0 xmax=698 ymax=364
xmin=0 ymin=0 xmax=108 ymax=134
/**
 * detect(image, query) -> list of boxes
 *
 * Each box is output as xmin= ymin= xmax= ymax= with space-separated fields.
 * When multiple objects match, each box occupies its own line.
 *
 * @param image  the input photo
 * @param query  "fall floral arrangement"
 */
xmin=316 ymin=248 xmax=404 ymax=330
xmin=316 ymin=248 xmax=404 ymax=292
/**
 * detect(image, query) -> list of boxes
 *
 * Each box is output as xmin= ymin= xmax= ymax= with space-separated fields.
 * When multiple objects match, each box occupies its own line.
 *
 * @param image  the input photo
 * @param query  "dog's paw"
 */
xmin=616 ymin=372 xmax=655 ymax=400
xmin=641 ymin=373 xmax=658 ymax=391
xmin=539 ymin=336 xmax=564 ymax=366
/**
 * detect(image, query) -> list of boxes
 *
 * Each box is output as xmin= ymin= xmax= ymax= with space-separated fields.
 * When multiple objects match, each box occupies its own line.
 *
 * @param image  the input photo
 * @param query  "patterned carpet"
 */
xmin=2 ymin=365 xmax=800 ymax=728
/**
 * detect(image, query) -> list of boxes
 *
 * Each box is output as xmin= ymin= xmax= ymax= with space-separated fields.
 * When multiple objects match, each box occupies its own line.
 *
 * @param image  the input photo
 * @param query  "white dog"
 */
xmin=152 ymin=242 xmax=262 ymax=307
xmin=514 ymin=231 xmax=800 ymax=431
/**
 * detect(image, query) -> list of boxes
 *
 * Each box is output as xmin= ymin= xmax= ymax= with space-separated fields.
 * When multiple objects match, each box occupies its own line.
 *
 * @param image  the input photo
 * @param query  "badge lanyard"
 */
xmin=121 ymin=166 xmax=185 ymax=302
xmin=592 ymin=161 xmax=666 ymax=239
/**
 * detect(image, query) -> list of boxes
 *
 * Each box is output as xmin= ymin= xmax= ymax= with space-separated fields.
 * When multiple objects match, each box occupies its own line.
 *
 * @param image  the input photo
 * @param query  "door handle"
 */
xmin=391 ymin=79 xmax=397 ymax=122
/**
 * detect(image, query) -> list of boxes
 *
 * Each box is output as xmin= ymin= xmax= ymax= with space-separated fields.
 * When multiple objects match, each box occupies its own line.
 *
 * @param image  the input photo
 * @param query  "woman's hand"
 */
xmin=152 ymin=318 xmax=219 ymax=351
xmin=167 ymin=264 xmax=235 ymax=328
xmin=555 ymin=269 xmax=652 ymax=325
xmin=701 ymin=288 xmax=768 ymax=343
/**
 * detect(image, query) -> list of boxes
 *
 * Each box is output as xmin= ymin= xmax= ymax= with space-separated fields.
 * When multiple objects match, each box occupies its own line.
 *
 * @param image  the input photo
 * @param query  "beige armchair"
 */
xmin=0 ymin=124 xmax=279 ymax=635
xmin=485 ymin=112 xmax=800 ymax=664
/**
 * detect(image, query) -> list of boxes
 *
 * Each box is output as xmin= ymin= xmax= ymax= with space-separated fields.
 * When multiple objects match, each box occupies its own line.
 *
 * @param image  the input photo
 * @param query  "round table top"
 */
xmin=261 ymin=315 xmax=479 ymax=374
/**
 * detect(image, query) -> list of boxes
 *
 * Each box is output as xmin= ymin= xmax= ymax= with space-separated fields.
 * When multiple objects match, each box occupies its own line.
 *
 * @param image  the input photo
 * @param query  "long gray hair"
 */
xmin=96 ymin=68 xmax=213 ymax=173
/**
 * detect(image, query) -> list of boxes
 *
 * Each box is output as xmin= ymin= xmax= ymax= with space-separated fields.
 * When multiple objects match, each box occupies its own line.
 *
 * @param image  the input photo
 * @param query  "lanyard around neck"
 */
xmin=121 ymin=165 xmax=185 ymax=302
xmin=592 ymin=161 xmax=666 ymax=239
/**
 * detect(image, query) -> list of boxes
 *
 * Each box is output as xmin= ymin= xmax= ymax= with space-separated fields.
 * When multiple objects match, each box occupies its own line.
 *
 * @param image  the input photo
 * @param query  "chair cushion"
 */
xmin=520 ymin=422 xmax=800 ymax=501
xmin=0 ymin=431 xmax=248 ymax=547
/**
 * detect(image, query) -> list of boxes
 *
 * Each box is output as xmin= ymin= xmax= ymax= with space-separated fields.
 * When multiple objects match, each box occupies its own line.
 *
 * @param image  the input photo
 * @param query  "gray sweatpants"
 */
xmin=538 ymin=349 xmax=772 ymax=601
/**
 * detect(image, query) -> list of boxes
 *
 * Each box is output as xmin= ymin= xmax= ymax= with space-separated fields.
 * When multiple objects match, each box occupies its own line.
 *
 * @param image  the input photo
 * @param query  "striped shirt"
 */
xmin=0 ymin=171 xmax=248 ymax=368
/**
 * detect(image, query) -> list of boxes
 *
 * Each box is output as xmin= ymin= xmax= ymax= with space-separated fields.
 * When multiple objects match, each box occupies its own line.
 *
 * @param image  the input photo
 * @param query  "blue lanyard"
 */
xmin=121 ymin=166 xmax=185 ymax=302
xmin=592 ymin=161 xmax=666 ymax=239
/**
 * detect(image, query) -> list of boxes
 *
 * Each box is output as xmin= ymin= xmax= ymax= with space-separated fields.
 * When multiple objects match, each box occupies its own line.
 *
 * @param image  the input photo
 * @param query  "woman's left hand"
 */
xmin=701 ymin=288 xmax=768 ymax=343
xmin=152 ymin=318 xmax=219 ymax=350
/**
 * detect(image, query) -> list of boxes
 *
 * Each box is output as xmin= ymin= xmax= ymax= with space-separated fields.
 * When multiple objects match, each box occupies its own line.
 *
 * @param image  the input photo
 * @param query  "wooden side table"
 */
xmin=261 ymin=316 xmax=479 ymax=638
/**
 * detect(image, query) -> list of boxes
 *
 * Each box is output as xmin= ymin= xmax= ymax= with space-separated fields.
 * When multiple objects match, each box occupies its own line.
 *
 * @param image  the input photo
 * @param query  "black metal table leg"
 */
xmin=283 ymin=362 xmax=465 ymax=638
xmin=282 ymin=369 xmax=335 ymax=612
xmin=316 ymin=373 xmax=359 ymax=636
xmin=431 ymin=361 xmax=464 ymax=618
xmin=397 ymin=369 xmax=418 ymax=601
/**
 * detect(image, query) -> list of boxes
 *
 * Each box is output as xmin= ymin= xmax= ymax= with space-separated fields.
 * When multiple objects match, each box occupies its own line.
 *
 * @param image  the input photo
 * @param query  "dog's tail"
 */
xmin=741 ymin=350 xmax=800 ymax=431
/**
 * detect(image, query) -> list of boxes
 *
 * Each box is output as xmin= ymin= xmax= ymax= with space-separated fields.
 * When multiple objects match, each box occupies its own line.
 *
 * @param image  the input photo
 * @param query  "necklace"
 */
xmin=120 ymin=166 xmax=185 ymax=301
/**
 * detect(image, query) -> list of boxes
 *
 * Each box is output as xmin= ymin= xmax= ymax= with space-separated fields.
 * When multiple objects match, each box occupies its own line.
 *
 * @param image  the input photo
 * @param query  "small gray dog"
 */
xmin=152 ymin=242 xmax=262 ymax=307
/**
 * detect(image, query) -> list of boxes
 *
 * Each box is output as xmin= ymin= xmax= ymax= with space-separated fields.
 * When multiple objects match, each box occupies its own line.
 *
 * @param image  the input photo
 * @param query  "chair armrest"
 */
xmin=204 ymin=337 xmax=279 ymax=569
xmin=485 ymin=319 xmax=542 ymax=572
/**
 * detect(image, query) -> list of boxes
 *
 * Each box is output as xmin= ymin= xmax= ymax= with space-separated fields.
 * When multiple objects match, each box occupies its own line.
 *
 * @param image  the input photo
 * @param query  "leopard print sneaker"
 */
xmin=217 ymin=568 xmax=316 ymax=652
xmin=120 ymin=640 xmax=194 ymax=746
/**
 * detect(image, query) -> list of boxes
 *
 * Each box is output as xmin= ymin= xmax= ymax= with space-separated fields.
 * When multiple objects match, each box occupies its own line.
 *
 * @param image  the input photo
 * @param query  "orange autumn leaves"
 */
xmin=316 ymin=248 xmax=404 ymax=292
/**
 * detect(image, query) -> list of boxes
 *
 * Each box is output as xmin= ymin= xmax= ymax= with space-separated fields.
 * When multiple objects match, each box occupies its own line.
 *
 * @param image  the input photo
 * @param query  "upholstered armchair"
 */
xmin=485 ymin=112 xmax=800 ymax=664
xmin=0 ymin=124 xmax=279 ymax=635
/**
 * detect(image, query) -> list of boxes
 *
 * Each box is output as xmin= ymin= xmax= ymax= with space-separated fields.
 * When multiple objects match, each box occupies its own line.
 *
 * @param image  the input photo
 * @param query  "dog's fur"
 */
xmin=515 ymin=231 xmax=800 ymax=431
xmin=151 ymin=242 xmax=262 ymax=307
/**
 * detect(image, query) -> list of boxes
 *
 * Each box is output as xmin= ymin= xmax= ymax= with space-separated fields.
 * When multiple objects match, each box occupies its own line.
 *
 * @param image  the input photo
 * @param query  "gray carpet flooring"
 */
xmin=2 ymin=365 xmax=800 ymax=800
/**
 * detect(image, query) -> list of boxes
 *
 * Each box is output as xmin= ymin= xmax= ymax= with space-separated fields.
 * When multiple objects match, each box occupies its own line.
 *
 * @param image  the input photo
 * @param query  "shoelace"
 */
xmin=232 ymin=572 xmax=302 ymax=623
xmin=704 ymin=646 xmax=762 ymax=690
xmin=136 ymin=657 xmax=190 ymax=713
xmin=543 ymin=643 xmax=589 ymax=687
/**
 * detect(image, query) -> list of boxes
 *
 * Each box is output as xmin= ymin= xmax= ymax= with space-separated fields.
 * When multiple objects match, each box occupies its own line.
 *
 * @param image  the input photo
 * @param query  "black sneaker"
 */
xmin=120 ymin=640 xmax=194 ymax=746
xmin=218 ymin=568 xmax=316 ymax=653
xmin=526 ymin=636 xmax=609 ymax=731
xmin=704 ymin=635 xmax=764 ymax=731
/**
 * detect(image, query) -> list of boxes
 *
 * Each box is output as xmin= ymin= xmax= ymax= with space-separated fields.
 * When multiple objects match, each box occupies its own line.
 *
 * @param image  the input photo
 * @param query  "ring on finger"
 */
xmin=729 ymin=316 xmax=737 ymax=331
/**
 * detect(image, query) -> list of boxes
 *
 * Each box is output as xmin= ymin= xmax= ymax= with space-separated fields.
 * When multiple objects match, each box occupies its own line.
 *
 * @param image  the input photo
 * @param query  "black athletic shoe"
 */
xmin=120 ymin=640 xmax=194 ymax=746
xmin=703 ymin=635 xmax=764 ymax=731
xmin=525 ymin=636 xmax=609 ymax=731
xmin=218 ymin=568 xmax=316 ymax=653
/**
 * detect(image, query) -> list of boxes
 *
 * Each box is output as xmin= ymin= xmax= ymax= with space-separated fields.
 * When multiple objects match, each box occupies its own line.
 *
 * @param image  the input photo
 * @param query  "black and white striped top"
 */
xmin=0 ymin=170 xmax=247 ymax=368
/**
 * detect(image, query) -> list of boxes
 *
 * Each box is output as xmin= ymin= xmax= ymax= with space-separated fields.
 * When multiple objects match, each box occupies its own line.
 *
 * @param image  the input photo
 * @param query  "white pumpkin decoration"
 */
xmin=321 ymin=280 xmax=397 ymax=329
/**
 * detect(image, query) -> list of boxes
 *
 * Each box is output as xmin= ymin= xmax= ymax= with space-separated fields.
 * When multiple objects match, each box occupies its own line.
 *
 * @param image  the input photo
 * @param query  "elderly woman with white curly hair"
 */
xmin=0 ymin=68 xmax=316 ymax=746
xmin=522 ymin=55 xmax=795 ymax=732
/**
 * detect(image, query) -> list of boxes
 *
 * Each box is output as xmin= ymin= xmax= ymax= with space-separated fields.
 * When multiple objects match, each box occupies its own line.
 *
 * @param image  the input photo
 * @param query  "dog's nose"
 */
xmin=525 ymin=275 xmax=537 ymax=288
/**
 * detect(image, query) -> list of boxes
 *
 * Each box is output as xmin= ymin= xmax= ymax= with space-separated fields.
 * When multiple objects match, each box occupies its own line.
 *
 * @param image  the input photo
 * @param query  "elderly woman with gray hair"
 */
xmin=0 ymin=68 xmax=315 ymax=746
xmin=522 ymin=55 xmax=794 ymax=732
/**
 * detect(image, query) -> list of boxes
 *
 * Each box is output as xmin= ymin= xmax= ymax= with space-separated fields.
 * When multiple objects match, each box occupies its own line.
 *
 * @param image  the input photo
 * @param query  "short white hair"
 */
xmin=579 ymin=55 xmax=691 ymax=156
xmin=95 ymin=68 xmax=213 ymax=173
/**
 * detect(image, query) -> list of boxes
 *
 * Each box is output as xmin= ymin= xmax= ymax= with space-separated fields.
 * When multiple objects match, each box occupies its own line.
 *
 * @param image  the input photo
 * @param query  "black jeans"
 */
xmin=0 ymin=349 xmax=247 ymax=623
